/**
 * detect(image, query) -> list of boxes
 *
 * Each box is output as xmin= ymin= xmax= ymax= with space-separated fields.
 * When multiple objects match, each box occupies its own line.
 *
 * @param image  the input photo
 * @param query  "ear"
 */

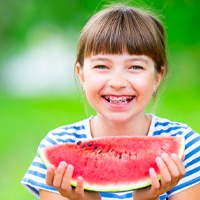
xmin=153 ymin=66 xmax=165 ymax=91
xmin=76 ymin=62 xmax=85 ymax=87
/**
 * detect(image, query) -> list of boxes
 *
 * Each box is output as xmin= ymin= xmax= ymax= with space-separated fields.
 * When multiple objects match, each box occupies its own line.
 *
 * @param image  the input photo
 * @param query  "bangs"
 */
xmin=77 ymin=5 xmax=166 ymax=70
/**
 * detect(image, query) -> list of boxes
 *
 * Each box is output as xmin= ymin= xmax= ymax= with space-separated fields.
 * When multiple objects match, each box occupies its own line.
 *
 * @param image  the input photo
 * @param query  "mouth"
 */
xmin=103 ymin=95 xmax=134 ymax=105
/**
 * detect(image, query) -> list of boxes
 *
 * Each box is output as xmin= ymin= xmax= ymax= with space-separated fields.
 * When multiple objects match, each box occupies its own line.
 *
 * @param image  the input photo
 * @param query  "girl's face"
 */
xmin=76 ymin=52 xmax=164 ymax=123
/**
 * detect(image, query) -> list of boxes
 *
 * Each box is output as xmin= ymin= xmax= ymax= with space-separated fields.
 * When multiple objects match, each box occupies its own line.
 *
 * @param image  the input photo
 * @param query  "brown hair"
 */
xmin=76 ymin=3 xmax=168 ymax=75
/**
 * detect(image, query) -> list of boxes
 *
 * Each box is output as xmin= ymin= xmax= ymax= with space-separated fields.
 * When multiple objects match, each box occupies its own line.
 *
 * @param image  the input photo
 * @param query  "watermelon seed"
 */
xmin=93 ymin=146 xmax=98 ymax=150
xmin=119 ymin=152 xmax=122 ymax=159
xmin=160 ymin=147 xmax=165 ymax=151
xmin=87 ymin=142 xmax=93 ymax=147
xmin=81 ymin=144 xmax=86 ymax=148
xmin=107 ymin=149 xmax=112 ymax=153
xmin=134 ymin=153 xmax=138 ymax=158
xmin=77 ymin=141 xmax=81 ymax=145
xmin=97 ymin=149 xmax=102 ymax=154
xmin=107 ymin=149 xmax=113 ymax=156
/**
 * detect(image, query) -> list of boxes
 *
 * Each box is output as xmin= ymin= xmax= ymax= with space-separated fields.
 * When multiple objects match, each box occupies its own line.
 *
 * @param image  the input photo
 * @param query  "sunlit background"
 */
xmin=0 ymin=0 xmax=199 ymax=199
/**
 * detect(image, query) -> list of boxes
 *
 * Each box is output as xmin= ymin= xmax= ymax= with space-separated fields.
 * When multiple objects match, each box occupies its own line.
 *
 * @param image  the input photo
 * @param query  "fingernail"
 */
xmin=59 ymin=161 xmax=67 ymax=167
xmin=67 ymin=164 xmax=74 ymax=170
xmin=66 ymin=164 xmax=74 ymax=173
xmin=48 ymin=164 xmax=55 ymax=171
xmin=171 ymin=153 xmax=178 ymax=159
xmin=155 ymin=156 xmax=162 ymax=162
xmin=149 ymin=168 xmax=155 ymax=173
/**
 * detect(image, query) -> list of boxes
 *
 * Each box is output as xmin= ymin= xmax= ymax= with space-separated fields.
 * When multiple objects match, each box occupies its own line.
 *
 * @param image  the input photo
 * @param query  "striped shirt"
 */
xmin=21 ymin=114 xmax=200 ymax=199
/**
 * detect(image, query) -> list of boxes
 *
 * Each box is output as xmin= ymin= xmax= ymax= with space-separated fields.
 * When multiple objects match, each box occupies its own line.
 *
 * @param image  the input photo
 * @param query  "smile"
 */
xmin=103 ymin=96 xmax=134 ymax=105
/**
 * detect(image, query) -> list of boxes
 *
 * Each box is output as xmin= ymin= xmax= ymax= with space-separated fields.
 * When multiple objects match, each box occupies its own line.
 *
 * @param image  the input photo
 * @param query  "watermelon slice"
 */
xmin=38 ymin=136 xmax=184 ymax=192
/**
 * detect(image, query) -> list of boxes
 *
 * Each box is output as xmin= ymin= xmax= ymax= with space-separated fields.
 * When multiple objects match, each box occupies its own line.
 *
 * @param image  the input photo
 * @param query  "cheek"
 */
xmin=131 ymin=75 xmax=155 ymax=94
xmin=84 ymin=76 xmax=105 ymax=99
xmin=84 ymin=71 xmax=107 ymax=89
xmin=85 ymin=77 xmax=101 ymax=88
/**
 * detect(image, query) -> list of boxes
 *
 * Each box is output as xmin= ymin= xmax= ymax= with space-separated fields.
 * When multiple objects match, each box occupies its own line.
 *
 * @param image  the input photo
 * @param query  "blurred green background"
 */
xmin=0 ymin=0 xmax=199 ymax=199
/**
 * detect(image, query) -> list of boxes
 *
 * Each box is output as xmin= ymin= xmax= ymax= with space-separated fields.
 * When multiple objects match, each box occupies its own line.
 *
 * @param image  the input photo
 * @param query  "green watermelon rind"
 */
xmin=38 ymin=136 xmax=185 ymax=192
xmin=70 ymin=177 xmax=161 ymax=192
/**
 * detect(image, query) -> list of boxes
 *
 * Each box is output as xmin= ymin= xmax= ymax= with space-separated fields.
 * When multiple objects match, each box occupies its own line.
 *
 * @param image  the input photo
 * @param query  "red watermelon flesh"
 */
xmin=39 ymin=136 xmax=185 ymax=192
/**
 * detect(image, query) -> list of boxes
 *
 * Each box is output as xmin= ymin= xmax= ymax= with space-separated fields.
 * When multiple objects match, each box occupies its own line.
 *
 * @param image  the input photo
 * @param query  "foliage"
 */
xmin=0 ymin=0 xmax=200 ymax=61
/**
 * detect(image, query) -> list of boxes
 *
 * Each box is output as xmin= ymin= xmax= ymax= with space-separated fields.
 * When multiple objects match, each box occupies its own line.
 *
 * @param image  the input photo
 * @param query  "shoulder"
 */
xmin=39 ymin=117 xmax=93 ymax=148
xmin=151 ymin=114 xmax=199 ymax=138
xmin=151 ymin=114 xmax=200 ymax=161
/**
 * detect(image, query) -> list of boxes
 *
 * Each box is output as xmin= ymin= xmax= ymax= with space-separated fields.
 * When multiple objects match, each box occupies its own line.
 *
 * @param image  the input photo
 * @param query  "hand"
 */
xmin=46 ymin=161 xmax=101 ymax=200
xmin=133 ymin=153 xmax=186 ymax=200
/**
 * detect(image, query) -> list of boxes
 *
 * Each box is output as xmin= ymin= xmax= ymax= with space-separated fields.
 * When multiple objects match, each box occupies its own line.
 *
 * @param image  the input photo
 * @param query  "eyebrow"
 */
xmin=90 ymin=56 xmax=149 ymax=64
xmin=127 ymin=58 xmax=149 ymax=64
xmin=90 ymin=57 xmax=110 ymax=62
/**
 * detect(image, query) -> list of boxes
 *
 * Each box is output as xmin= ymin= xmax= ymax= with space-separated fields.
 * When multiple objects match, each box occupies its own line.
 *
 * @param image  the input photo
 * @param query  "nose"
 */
xmin=108 ymin=71 xmax=127 ymax=89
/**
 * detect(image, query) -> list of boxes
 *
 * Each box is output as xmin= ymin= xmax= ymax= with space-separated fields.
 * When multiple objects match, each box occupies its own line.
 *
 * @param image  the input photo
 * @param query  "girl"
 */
xmin=21 ymin=3 xmax=200 ymax=200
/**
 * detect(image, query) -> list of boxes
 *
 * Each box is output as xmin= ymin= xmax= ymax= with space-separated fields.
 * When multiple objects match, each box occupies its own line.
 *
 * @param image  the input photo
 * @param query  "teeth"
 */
xmin=104 ymin=96 xmax=133 ymax=104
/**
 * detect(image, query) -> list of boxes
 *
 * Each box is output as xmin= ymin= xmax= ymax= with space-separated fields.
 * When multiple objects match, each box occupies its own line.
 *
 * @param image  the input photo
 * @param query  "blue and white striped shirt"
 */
xmin=21 ymin=114 xmax=200 ymax=199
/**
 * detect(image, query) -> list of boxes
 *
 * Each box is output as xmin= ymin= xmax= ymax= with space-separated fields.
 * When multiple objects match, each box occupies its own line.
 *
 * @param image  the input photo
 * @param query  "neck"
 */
xmin=90 ymin=113 xmax=151 ymax=138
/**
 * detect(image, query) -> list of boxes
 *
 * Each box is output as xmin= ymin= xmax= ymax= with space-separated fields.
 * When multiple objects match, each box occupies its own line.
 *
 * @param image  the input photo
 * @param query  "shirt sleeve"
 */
xmin=167 ymin=127 xmax=200 ymax=197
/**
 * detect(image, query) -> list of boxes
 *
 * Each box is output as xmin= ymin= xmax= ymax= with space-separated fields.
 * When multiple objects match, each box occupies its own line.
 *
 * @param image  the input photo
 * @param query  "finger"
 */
xmin=161 ymin=153 xmax=180 ymax=178
xmin=171 ymin=153 xmax=186 ymax=176
xmin=156 ymin=156 xmax=171 ymax=184
xmin=46 ymin=164 xmax=56 ymax=186
xmin=75 ymin=176 xmax=84 ymax=196
xmin=60 ymin=164 xmax=74 ymax=192
xmin=53 ymin=161 xmax=68 ymax=188
xmin=149 ymin=168 xmax=160 ymax=190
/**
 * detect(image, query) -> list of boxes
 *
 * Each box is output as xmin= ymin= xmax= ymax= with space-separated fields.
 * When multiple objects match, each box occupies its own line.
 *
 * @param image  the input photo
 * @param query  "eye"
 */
xmin=94 ymin=65 xmax=108 ymax=69
xmin=130 ymin=65 xmax=143 ymax=70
